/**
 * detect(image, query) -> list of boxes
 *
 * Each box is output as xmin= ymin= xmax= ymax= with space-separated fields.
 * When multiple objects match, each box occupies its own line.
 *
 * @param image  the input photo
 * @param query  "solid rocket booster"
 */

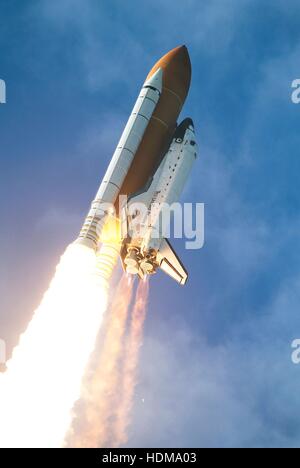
xmin=76 ymin=46 xmax=197 ymax=285
xmin=77 ymin=68 xmax=163 ymax=250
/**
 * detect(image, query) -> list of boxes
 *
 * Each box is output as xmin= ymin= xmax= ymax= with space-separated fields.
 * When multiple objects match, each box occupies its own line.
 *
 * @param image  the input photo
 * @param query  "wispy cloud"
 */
xmin=129 ymin=270 xmax=300 ymax=448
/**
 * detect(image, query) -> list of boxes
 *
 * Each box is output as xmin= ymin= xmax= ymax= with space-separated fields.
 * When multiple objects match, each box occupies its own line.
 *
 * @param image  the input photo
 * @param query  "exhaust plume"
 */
xmin=0 ymin=242 xmax=118 ymax=448
xmin=66 ymin=274 xmax=134 ymax=448
xmin=111 ymin=278 xmax=149 ymax=447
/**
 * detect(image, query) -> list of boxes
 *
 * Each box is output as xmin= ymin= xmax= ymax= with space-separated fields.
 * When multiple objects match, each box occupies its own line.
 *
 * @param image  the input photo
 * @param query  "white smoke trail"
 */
xmin=111 ymin=279 xmax=149 ymax=447
xmin=66 ymin=274 xmax=134 ymax=448
xmin=0 ymin=243 xmax=116 ymax=448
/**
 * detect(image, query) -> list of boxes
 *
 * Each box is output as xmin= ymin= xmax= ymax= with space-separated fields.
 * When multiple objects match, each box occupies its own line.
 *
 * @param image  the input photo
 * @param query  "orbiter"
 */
xmin=76 ymin=46 xmax=198 ymax=285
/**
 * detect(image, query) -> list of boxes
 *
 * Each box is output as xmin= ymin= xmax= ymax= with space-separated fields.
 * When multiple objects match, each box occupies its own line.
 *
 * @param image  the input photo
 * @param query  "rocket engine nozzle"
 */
xmin=140 ymin=259 xmax=155 ymax=275
xmin=124 ymin=248 xmax=141 ymax=275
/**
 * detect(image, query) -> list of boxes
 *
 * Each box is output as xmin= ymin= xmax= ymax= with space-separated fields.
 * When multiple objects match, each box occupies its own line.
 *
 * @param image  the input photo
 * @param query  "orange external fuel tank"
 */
xmin=117 ymin=45 xmax=191 ymax=200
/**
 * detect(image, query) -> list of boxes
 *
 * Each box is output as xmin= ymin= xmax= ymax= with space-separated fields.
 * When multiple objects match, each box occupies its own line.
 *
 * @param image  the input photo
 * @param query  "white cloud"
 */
xmin=129 ymin=269 xmax=300 ymax=447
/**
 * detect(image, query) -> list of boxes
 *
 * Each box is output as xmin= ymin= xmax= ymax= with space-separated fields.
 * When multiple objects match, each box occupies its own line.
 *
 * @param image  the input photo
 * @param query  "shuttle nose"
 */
xmin=182 ymin=117 xmax=194 ymax=129
xmin=174 ymin=118 xmax=194 ymax=140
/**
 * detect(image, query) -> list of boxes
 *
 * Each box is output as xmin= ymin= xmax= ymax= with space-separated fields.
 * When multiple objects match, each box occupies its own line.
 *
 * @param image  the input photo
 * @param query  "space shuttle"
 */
xmin=75 ymin=46 xmax=198 ymax=285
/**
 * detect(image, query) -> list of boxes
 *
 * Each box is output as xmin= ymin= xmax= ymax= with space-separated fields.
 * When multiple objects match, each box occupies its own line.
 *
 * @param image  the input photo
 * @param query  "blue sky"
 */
xmin=1 ymin=0 xmax=300 ymax=447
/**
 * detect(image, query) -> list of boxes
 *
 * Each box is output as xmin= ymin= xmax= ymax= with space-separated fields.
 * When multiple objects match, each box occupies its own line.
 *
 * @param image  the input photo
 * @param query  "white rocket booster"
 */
xmin=77 ymin=69 xmax=163 ymax=250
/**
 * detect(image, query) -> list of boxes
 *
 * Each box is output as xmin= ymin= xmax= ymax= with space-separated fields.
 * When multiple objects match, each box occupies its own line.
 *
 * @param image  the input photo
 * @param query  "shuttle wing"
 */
xmin=157 ymin=239 xmax=188 ymax=285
